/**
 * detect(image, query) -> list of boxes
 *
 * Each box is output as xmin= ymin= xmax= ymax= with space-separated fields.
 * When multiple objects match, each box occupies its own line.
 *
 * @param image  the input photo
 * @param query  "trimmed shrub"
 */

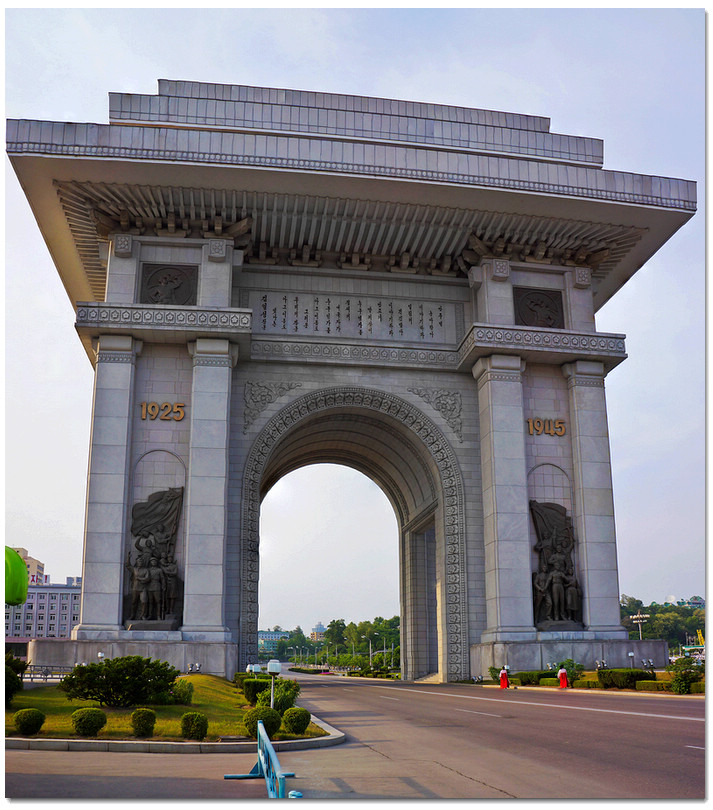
xmin=512 ymin=670 xmax=547 ymax=686
xmin=6 ymin=665 xmax=22 ymax=707
xmin=282 ymin=707 xmax=311 ymax=735
xmin=60 ymin=655 xmax=180 ymax=707
xmin=170 ymin=678 xmax=194 ymax=705
xmin=244 ymin=706 xmax=282 ymax=740
xmin=573 ymin=679 xmax=599 ymax=689
xmin=597 ymin=668 xmax=655 ymax=690
xmin=243 ymin=678 xmax=272 ymax=705
xmin=181 ymin=712 xmax=208 ymax=740
xmin=13 ymin=708 xmax=45 ymax=736
xmin=256 ymin=679 xmax=300 ymax=715
xmin=555 ymin=659 xmax=585 ymax=684
xmin=636 ymin=681 xmax=670 ymax=692
xmin=667 ymin=657 xmax=704 ymax=695
xmin=539 ymin=678 xmax=559 ymax=687
xmin=131 ymin=708 xmax=157 ymax=738
xmin=488 ymin=666 xmax=500 ymax=682
xmin=690 ymin=682 xmax=705 ymax=694
xmin=71 ymin=707 xmax=107 ymax=737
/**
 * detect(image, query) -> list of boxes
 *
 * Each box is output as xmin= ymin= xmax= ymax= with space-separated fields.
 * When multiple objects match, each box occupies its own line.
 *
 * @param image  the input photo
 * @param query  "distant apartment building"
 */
xmin=310 ymin=621 xmax=326 ymax=642
xmin=5 ymin=572 xmax=82 ymax=657
xmin=257 ymin=630 xmax=290 ymax=654
xmin=11 ymin=547 xmax=45 ymax=585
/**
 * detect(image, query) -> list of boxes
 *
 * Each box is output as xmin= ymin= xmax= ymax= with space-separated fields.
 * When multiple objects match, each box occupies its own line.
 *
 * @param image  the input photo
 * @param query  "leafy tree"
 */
xmin=59 ymin=655 xmax=180 ymax=707
xmin=324 ymin=619 xmax=346 ymax=648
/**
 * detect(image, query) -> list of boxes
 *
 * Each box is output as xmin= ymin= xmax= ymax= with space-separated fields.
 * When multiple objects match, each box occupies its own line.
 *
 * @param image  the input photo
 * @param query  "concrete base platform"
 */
xmin=471 ymin=638 xmax=669 ymax=675
xmin=28 ymin=638 xmax=238 ymax=678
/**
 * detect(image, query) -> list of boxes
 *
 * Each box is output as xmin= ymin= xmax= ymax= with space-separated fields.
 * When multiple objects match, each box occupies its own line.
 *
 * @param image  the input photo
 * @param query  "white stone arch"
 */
xmin=238 ymin=386 xmax=469 ymax=681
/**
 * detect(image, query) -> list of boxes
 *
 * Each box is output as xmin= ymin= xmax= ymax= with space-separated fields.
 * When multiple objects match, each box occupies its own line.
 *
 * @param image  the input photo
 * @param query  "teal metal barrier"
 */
xmin=224 ymin=721 xmax=298 ymax=799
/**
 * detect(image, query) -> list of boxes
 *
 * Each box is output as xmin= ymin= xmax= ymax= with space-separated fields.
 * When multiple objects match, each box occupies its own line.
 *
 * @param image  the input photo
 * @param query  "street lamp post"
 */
xmin=362 ymin=635 xmax=373 ymax=667
xmin=631 ymin=612 xmax=650 ymax=641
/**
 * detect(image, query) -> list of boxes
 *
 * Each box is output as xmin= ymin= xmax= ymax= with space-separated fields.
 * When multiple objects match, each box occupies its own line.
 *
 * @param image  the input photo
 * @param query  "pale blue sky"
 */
xmin=5 ymin=8 xmax=705 ymax=632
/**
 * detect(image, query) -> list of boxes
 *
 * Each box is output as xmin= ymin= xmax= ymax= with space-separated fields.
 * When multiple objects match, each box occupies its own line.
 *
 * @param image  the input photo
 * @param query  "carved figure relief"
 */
xmin=124 ymin=487 xmax=184 ymax=627
xmin=529 ymin=500 xmax=582 ymax=626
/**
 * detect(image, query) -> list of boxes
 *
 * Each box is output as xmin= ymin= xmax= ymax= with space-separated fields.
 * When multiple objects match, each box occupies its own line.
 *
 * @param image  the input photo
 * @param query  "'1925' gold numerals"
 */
xmin=140 ymin=402 xmax=185 ymax=421
xmin=527 ymin=418 xmax=565 ymax=436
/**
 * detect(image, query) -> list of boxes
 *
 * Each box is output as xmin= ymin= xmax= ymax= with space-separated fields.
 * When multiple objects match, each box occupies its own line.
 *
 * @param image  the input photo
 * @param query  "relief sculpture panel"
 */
xmin=123 ymin=487 xmax=185 ymax=629
xmin=529 ymin=499 xmax=583 ymax=628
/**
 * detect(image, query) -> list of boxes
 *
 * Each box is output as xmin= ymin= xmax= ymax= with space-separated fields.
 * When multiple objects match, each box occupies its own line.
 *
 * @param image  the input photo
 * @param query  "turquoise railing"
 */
xmin=224 ymin=720 xmax=301 ymax=799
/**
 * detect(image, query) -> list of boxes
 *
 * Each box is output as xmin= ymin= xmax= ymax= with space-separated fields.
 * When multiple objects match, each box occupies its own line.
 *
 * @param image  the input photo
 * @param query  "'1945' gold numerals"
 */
xmin=140 ymin=402 xmax=185 ymax=421
xmin=527 ymin=418 xmax=565 ymax=436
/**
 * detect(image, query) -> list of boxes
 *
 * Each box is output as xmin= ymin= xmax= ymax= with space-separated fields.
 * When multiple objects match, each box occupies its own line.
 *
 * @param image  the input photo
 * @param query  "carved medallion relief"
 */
xmin=140 ymin=264 xmax=198 ymax=306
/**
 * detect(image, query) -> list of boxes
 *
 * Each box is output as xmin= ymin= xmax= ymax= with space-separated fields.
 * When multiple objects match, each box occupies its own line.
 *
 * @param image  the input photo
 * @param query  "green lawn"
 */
xmin=6 ymin=674 xmax=327 ymax=742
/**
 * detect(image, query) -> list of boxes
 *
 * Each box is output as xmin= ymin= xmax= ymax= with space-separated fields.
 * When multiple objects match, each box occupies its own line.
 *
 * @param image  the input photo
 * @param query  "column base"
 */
xmin=479 ymin=627 xmax=538 ymax=643
xmin=180 ymin=627 xmax=234 ymax=642
xmin=72 ymin=625 xmax=125 ymax=640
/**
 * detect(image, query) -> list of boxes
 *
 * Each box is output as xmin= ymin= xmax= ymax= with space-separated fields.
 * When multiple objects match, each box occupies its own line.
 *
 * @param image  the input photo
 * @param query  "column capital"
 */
xmin=472 ymin=354 xmax=525 ymax=385
xmin=187 ymin=338 xmax=239 ymax=367
xmin=94 ymin=335 xmax=142 ymax=363
xmin=561 ymin=359 xmax=605 ymax=387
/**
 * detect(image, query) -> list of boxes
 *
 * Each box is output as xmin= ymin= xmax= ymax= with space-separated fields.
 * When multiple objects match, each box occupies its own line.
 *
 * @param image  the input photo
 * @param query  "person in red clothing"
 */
xmin=557 ymin=665 xmax=569 ymax=688
xmin=499 ymin=666 xmax=509 ymax=689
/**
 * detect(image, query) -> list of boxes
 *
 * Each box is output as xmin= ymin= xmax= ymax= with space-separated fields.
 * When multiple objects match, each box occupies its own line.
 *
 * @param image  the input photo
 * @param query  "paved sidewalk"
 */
xmin=6 ymin=749 xmax=273 ymax=799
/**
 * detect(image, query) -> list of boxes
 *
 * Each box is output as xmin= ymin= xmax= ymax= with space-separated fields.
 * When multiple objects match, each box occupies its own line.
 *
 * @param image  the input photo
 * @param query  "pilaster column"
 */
xmin=473 ymin=354 xmax=536 ymax=641
xmin=73 ymin=335 xmax=142 ymax=638
xmin=181 ymin=338 xmax=238 ymax=639
xmin=561 ymin=360 xmax=627 ymax=635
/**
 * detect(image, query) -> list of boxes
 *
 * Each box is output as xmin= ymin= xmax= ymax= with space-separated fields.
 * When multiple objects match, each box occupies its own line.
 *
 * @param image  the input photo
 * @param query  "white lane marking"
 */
xmin=367 ymin=685 xmax=704 ymax=722
xmin=686 ymin=745 xmax=705 ymax=750
xmin=379 ymin=696 xmax=400 ymax=701
xmin=455 ymin=707 xmax=502 ymax=718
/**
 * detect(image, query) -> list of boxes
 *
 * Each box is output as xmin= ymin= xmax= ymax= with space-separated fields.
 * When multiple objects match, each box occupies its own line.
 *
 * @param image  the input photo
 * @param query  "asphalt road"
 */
xmin=278 ymin=672 xmax=705 ymax=800
xmin=5 ymin=672 xmax=705 ymax=801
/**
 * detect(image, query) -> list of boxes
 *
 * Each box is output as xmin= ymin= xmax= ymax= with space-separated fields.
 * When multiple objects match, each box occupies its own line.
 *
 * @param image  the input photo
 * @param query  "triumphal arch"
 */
xmin=9 ymin=81 xmax=694 ymax=680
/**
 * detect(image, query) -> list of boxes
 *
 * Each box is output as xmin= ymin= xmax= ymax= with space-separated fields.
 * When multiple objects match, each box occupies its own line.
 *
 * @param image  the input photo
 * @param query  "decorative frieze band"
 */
xmin=250 ymin=338 xmax=460 ymax=369
xmin=96 ymin=351 xmax=137 ymax=364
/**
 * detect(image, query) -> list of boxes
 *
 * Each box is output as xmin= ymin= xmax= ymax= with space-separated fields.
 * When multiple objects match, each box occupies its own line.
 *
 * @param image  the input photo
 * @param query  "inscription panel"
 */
xmin=250 ymin=290 xmax=462 ymax=345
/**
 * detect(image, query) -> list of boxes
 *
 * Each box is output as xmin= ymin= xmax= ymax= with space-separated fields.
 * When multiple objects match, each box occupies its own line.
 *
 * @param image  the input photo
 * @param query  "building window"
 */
xmin=39 ymin=594 xmax=46 ymax=600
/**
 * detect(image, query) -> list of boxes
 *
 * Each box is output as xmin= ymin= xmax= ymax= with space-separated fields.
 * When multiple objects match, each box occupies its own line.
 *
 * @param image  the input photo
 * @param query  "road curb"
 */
xmin=5 ymin=715 xmax=346 ymax=754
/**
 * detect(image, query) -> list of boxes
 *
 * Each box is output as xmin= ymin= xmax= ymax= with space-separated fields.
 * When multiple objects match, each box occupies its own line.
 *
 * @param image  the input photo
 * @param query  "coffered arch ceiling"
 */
xmin=259 ymin=408 xmax=438 ymax=527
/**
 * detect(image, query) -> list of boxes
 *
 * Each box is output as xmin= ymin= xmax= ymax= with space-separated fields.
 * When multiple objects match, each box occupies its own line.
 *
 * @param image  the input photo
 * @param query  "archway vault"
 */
xmin=239 ymin=386 xmax=469 ymax=681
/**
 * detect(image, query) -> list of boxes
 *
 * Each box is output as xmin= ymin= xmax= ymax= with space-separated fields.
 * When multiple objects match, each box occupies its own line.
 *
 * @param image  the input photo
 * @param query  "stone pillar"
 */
xmin=181 ymin=338 xmax=237 ymax=639
xmin=198 ymin=240 xmax=234 ymax=307
xmin=561 ymin=360 xmax=627 ymax=636
xmin=73 ymin=335 xmax=141 ymax=639
xmin=473 ymin=354 xmax=536 ymax=642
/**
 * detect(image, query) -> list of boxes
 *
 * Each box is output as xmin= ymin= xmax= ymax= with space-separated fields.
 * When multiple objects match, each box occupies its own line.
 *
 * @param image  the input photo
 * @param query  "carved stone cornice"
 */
xmin=458 ymin=323 xmax=626 ymax=373
xmin=250 ymin=337 xmax=460 ymax=370
xmin=76 ymin=303 xmax=252 ymax=358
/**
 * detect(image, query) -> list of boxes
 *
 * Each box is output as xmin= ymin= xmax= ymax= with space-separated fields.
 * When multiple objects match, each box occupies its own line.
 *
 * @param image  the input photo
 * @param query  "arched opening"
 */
xmin=236 ymin=386 xmax=469 ymax=682
xmin=259 ymin=463 xmax=400 ymax=666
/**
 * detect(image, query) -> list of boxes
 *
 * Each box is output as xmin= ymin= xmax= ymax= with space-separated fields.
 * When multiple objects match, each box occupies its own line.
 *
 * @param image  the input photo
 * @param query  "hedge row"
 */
xmin=597 ymin=669 xmax=656 ymax=689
